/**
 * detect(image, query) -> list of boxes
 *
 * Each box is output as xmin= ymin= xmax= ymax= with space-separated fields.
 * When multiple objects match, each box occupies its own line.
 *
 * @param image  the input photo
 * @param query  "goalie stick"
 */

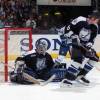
xmin=40 ymin=74 xmax=56 ymax=86
xmin=23 ymin=72 xmax=41 ymax=84
xmin=23 ymin=72 xmax=56 ymax=85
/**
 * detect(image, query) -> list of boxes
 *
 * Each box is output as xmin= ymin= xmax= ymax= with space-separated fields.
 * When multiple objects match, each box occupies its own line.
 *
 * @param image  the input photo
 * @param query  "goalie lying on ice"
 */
xmin=9 ymin=40 xmax=56 ymax=84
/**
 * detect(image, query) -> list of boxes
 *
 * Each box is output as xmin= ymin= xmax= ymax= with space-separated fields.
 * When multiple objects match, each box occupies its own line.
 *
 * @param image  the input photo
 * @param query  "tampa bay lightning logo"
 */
xmin=79 ymin=28 xmax=91 ymax=42
xmin=36 ymin=58 xmax=46 ymax=70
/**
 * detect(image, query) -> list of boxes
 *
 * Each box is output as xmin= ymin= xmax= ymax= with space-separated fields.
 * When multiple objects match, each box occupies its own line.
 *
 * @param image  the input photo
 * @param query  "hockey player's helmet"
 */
xmin=88 ymin=12 xmax=100 ymax=19
xmin=35 ymin=40 xmax=48 ymax=55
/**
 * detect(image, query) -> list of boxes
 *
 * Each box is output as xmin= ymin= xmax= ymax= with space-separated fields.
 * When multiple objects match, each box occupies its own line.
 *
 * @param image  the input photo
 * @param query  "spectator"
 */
xmin=0 ymin=0 xmax=37 ymax=28
xmin=26 ymin=15 xmax=36 ymax=29
xmin=0 ymin=14 xmax=5 ymax=28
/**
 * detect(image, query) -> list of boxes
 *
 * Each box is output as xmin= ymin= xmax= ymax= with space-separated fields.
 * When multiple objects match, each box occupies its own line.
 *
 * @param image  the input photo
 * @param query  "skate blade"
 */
xmin=76 ymin=80 xmax=90 ymax=86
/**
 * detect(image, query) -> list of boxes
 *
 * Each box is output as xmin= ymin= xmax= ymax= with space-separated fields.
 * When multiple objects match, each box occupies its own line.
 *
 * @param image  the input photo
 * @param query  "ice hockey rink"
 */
xmin=0 ymin=33 xmax=100 ymax=100
xmin=0 ymin=30 xmax=100 ymax=100
xmin=0 ymin=62 xmax=100 ymax=100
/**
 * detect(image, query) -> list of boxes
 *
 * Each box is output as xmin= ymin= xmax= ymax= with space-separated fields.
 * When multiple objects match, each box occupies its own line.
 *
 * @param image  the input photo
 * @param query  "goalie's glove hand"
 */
xmin=86 ymin=42 xmax=93 ymax=49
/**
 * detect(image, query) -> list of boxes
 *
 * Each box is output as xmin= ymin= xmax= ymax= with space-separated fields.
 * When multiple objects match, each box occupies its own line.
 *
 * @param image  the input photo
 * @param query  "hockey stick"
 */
xmin=23 ymin=72 xmax=41 ymax=84
xmin=40 ymin=74 xmax=56 ymax=86
xmin=23 ymin=72 xmax=56 ymax=85
xmin=23 ymin=71 xmax=56 ymax=85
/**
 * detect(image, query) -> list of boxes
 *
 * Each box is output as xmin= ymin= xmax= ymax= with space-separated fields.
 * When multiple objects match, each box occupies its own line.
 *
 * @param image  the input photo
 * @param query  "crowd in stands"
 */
xmin=0 ymin=0 xmax=100 ymax=34
xmin=0 ymin=0 xmax=58 ymax=34
xmin=0 ymin=0 xmax=38 ymax=28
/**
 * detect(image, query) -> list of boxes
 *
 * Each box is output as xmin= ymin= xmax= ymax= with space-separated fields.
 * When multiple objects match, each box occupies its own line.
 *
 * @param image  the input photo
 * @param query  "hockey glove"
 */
xmin=86 ymin=42 xmax=93 ymax=49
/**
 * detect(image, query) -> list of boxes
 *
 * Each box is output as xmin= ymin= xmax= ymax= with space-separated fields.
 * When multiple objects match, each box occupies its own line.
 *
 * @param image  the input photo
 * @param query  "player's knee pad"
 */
xmin=65 ymin=61 xmax=81 ymax=80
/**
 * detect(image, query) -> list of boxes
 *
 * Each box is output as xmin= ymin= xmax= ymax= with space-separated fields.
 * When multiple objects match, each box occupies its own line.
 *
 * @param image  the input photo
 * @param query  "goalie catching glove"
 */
xmin=9 ymin=57 xmax=27 ymax=84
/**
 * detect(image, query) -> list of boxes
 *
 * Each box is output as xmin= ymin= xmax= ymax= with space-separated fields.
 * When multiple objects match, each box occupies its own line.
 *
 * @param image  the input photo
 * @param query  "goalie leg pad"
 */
xmin=9 ymin=71 xmax=26 ymax=84
xmin=9 ymin=71 xmax=18 ymax=83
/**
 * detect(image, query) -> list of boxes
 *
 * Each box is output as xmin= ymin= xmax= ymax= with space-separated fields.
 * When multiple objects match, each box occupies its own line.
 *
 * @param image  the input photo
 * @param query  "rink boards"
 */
xmin=1 ymin=34 xmax=100 ymax=61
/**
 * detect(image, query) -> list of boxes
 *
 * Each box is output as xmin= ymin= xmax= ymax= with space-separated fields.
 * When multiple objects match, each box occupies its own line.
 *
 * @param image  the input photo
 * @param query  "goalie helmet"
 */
xmin=35 ymin=40 xmax=48 ymax=55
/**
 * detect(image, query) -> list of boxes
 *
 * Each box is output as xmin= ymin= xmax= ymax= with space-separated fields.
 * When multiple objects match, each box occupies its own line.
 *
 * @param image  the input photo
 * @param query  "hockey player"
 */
xmin=60 ymin=12 xmax=100 ymax=86
xmin=55 ymin=20 xmax=73 ymax=65
xmin=10 ymin=40 xmax=56 ymax=84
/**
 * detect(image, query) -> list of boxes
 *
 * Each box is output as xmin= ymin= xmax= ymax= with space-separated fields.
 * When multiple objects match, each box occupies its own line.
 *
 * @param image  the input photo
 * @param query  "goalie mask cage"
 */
xmin=0 ymin=28 xmax=32 ymax=82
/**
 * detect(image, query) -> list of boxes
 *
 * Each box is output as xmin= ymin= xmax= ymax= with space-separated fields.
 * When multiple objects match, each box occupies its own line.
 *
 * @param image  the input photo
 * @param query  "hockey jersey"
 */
xmin=65 ymin=16 xmax=99 ymax=44
xmin=22 ymin=51 xmax=54 ymax=73
xmin=57 ymin=16 xmax=99 ymax=45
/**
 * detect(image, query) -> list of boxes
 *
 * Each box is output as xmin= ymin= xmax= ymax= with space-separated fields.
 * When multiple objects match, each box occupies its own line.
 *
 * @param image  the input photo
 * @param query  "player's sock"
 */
xmin=64 ymin=62 xmax=81 ymax=85
xmin=76 ymin=61 xmax=94 ymax=85
xmin=60 ymin=61 xmax=81 ymax=87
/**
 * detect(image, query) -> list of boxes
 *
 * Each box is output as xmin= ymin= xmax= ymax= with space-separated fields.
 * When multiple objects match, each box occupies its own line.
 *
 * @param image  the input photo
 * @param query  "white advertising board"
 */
xmin=3 ymin=34 xmax=100 ymax=60
xmin=37 ymin=0 xmax=91 ymax=6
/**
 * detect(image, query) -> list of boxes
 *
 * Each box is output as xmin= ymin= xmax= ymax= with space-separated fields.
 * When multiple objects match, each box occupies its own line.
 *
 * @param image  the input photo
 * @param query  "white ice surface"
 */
xmin=0 ymin=62 xmax=100 ymax=100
